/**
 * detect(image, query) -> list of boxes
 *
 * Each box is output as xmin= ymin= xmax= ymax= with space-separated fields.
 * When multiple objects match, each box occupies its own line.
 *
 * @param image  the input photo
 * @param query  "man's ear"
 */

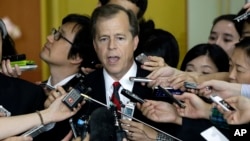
xmin=133 ymin=35 xmax=139 ymax=51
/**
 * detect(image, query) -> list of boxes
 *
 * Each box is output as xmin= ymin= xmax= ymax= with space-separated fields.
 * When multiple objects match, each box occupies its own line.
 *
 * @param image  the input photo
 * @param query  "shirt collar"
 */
xmin=104 ymin=61 xmax=137 ymax=91
xmin=46 ymin=73 xmax=77 ymax=88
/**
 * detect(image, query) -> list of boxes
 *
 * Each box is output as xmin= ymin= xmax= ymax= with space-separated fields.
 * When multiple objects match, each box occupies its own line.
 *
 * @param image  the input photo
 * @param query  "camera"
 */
xmin=62 ymin=73 xmax=92 ymax=110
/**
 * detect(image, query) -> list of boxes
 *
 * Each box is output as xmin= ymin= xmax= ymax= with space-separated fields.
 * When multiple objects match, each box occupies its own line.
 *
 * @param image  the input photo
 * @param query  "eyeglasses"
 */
xmin=51 ymin=28 xmax=73 ymax=45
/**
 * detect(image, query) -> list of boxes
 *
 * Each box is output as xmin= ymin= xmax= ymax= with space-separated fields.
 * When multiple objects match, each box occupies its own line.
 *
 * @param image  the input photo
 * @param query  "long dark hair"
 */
xmin=181 ymin=43 xmax=229 ymax=72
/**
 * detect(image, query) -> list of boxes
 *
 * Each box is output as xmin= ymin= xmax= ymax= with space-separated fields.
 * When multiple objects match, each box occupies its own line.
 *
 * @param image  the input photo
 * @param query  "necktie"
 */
xmin=111 ymin=82 xmax=121 ymax=111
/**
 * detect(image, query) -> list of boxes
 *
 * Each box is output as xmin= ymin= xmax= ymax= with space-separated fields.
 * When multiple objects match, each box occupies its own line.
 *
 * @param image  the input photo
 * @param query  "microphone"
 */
xmin=80 ymin=94 xmax=182 ymax=141
xmin=121 ymin=89 xmax=145 ymax=104
xmin=88 ymin=107 xmax=116 ymax=141
xmin=110 ymin=105 xmax=127 ymax=141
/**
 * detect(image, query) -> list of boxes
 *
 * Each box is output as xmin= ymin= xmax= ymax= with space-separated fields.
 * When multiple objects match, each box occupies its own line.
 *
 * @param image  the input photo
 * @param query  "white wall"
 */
xmin=188 ymin=0 xmax=245 ymax=49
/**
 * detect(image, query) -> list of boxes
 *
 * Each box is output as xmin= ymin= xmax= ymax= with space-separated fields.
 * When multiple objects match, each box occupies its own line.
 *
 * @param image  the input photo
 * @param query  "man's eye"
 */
xmin=100 ymin=37 xmax=108 ymax=42
xmin=117 ymin=37 xmax=125 ymax=40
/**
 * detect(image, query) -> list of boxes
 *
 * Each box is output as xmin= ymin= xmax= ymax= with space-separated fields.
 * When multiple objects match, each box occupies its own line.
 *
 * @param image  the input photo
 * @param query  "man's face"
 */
xmin=108 ymin=0 xmax=139 ymax=17
xmin=40 ymin=22 xmax=78 ymax=66
xmin=93 ymin=11 xmax=138 ymax=80
xmin=229 ymin=48 xmax=250 ymax=84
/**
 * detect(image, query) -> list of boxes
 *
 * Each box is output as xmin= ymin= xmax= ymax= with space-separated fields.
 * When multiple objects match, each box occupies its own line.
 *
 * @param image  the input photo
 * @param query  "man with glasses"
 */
xmin=35 ymin=14 xmax=98 ymax=140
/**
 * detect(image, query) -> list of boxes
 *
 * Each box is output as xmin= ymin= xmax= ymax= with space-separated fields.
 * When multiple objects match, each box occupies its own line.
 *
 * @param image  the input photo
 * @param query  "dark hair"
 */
xmin=138 ymin=28 xmax=180 ymax=67
xmin=0 ymin=19 xmax=17 ymax=57
xmin=99 ymin=0 xmax=148 ymax=19
xmin=235 ymin=37 xmax=250 ymax=59
xmin=91 ymin=4 xmax=139 ymax=38
xmin=211 ymin=14 xmax=240 ymax=37
xmin=181 ymin=43 xmax=229 ymax=72
xmin=62 ymin=14 xmax=99 ymax=68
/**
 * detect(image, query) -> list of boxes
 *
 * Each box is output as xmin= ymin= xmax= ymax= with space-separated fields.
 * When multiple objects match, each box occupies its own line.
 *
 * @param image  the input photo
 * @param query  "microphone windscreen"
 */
xmin=89 ymin=107 xmax=116 ymax=141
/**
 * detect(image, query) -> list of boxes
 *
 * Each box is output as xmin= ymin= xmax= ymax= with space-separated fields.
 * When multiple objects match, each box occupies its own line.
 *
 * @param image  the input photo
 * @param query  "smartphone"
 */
xmin=184 ymin=81 xmax=212 ymax=91
xmin=2 ymin=54 xmax=26 ymax=62
xmin=210 ymin=95 xmax=235 ymax=112
xmin=135 ymin=53 xmax=149 ymax=64
xmin=0 ymin=105 xmax=11 ymax=117
xmin=129 ymin=77 xmax=152 ymax=83
xmin=184 ymin=81 xmax=198 ymax=90
xmin=157 ymin=86 xmax=185 ymax=108
xmin=121 ymin=89 xmax=145 ymax=104
xmin=122 ymin=102 xmax=135 ymax=121
xmin=154 ymin=86 xmax=183 ymax=95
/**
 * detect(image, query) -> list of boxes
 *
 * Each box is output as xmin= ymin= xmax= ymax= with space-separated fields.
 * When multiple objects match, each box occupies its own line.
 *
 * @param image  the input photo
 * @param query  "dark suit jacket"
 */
xmin=35 ymin=65 xmax=179 ymax=140
xmin=0 ymin=73 xmax=46 ymax=116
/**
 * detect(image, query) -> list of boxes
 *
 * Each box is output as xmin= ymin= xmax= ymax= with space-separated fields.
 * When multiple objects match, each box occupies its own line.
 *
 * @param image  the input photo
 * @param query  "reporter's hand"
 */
xmin=1 ymin=136 xmax=32 ymax=141
xmin=197 ymin=80 xmax=241 ymax=99
xmin=42 ymin=86 xmax=84 ymax=124
xmin=146 ymin=66 xmax=181 ymax=88
xmin=243 ymin=2 xmax=250 ymax=12
xmin=217 ymin=96 xmax=250 ymax=125
xmin=44 ymin=88 xmax=61 ymax=108
xmin=141 ymin=56 xmax=167 ymax=72
xmin=137 ymin=100 xmax=182 ymax=125
xmin=1 ymin=59 xmax=22 ymax=78
xmin=121 ymin=120 xmax=157 ymax=141
xmin=167 ymin=72 xmax=198 ymax=91
xmin=174 ymin=93 xmax=212 ymax=119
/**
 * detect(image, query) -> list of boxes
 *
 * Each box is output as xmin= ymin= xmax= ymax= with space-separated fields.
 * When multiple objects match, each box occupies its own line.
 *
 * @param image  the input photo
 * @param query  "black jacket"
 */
xmin=0 ymin=73 xmax=46 ymax=116
xmin=35 ymin=65 xmax=179 ymax=140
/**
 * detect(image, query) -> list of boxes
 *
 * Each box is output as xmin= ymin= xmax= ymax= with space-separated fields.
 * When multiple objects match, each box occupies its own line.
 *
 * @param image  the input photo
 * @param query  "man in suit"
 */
xmin=78 ymin=4 xmax=179 ymax=141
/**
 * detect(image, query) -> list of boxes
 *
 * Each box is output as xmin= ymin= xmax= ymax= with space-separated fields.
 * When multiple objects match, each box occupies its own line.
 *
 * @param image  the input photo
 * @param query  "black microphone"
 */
xmin=88 ymin=107 xmax=116 ymax=141
xmin=110 ymin=105 xmax=127 ymax=141
xmin=121 ymin=89 xmax=145 ymax=104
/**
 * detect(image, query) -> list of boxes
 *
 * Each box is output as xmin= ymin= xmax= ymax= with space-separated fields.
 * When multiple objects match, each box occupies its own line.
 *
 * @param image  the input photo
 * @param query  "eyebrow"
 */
xmin=187 ymin=63 xmax=214 ymax=70
xmin=200 ymin=65 xmax=214 ymax=69
xmin=223 ymin=33 xmax=234 ymax=38
xmin=210 ymin=31 xmax=234 ymax=38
